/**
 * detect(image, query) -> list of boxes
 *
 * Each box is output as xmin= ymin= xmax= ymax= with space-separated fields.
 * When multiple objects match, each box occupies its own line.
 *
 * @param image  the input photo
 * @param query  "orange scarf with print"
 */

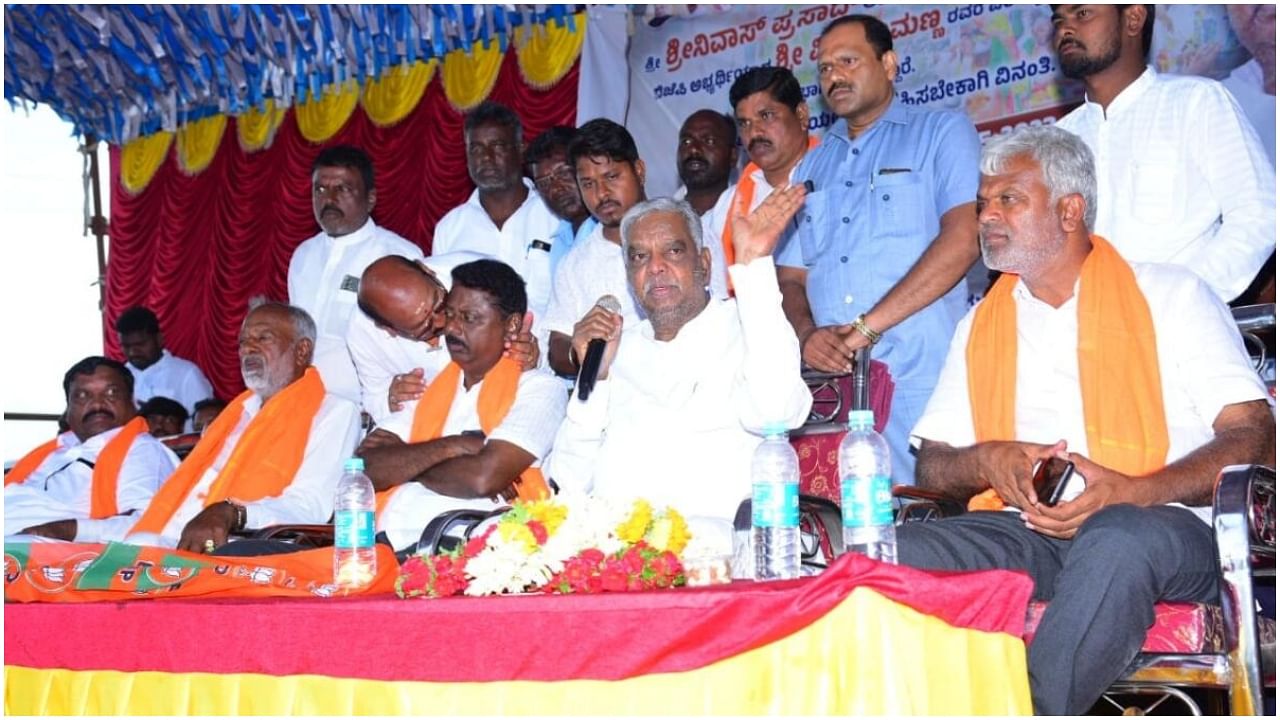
xmin=128 ymin=368 xmax=326 ymax=535
xmin=4 ymin=416 xmax=149 ymax=519
xmin=720 ymin=135 xmax=820 ymax=275
xmin=966 ymin=236 xmax=1168 ymax=511
xmin=374 ymin=357 xmax=548 ymax=518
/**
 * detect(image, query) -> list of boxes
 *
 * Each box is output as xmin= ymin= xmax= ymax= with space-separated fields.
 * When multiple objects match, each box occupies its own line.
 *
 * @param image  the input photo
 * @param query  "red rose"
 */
xmin=601 ymin=566 xmax=629 ymax=592
xmin=580 ymin=548 xmax=606 ymax=565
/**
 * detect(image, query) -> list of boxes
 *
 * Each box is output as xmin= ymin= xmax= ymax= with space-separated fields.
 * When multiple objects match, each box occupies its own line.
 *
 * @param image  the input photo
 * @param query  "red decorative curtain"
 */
xmin=105 ymin=50 xmax=579 ymax=402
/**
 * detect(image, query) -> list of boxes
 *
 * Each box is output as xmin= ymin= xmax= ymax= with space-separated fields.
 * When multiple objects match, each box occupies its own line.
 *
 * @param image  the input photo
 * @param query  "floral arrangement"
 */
xmin=396 ymin=496 xmax=691 ymax=598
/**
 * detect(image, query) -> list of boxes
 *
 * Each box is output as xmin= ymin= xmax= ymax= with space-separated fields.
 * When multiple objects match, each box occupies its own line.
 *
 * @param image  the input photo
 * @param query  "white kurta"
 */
xmin=911 ymin=263 xmax=1272 ymax=523
xmin=4 ymin=425 xmax=178 ymax=542
xmin=121 ymin=391 xmax=362 ymax=547
xmin=129 ymin=350 xmax=214 ymax=418
xmin=431 ymin=179 xmax=562 ymax=320
xmin=376 ymin=369 xmax=568 ymax=550
xmin=1055 ymin=67 xmax=1276 ymax=302
xmin=547 ymin=256 xmax=813 ymax=536
xmin=288 ymin=218 xmax=424 ymax=403
xmin=541 ymin=223 xmax=646 ymax=343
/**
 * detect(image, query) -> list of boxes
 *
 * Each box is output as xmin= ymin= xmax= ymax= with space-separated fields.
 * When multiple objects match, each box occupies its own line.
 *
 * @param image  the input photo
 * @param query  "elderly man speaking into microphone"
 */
xmin=547 ymin=188 xmax=813 ymax=548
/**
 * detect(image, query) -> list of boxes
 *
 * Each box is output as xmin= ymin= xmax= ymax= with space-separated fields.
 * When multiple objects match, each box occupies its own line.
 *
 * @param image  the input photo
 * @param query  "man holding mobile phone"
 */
xmin=898 ymin=126 xmax=1275 ymax=715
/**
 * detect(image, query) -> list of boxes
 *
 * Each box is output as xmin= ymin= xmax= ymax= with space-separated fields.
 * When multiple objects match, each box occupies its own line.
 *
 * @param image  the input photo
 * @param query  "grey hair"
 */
xmin=980 ymin=125 xmax=1097 ymax=229
xmin=245 ymin=298 xmax=318 ymax=348
xmin=619 ymin=197 xmax=704 ymax=253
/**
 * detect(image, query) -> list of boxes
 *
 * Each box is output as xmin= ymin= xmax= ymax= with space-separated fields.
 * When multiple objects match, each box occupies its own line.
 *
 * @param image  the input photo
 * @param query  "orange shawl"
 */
xmin=4 ymin=416 xmax=149 ymax=519
xmin=129 ymin=368 xmax=327 ymax=535
xmin=966 ymin=236 xmax=1168 ymax=511
xmin=720 ymin=135 xmax=820 ymax=275
xmin=374 ymin=357 xmax=548 ymax=518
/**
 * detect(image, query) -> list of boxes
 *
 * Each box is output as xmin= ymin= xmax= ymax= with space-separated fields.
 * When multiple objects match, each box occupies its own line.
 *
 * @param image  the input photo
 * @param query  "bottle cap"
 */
xmin=848 ymin=410 xmax=875 ymax=429
xmin=761 ymin=422 xmax=790 ymax=438
xmin=343 ymin=457 xmax=366 ymax=473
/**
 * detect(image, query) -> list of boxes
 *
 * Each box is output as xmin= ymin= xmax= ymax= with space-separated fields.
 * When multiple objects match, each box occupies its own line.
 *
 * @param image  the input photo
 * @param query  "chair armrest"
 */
xmin=1212 ymin=464 xmax=1274 ymax=715
xmin=892 ymin=486 xmax=967 ymax=523
xmin=245 ymin=524 xmax=335 ymax=547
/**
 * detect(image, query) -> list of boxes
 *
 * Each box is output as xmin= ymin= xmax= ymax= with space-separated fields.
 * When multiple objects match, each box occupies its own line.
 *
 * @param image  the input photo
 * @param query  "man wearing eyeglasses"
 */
xmin=432 ymin=101 xmax=562 ymax=322
xmin=288 ymin=145 xmax=424 ymax=405
xmin=526 ymin=126 xmax=598 ymax=296
xmin=5 ymin=357 xmax=178 ymax=543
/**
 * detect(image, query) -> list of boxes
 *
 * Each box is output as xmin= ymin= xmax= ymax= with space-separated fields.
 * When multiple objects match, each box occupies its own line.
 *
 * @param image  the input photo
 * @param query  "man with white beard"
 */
xmin=118 ymin=301 xmax=361 ymax=553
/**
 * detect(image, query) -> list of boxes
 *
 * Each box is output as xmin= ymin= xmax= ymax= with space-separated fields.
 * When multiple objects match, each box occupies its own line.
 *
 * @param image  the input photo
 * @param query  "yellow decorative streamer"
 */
xmin=441 ymin=40 xmax=504 ymax=113
xmin=237 ymin=100 xmax=287 ymax=152
xmin=294 ymin=80 xmax=361 ymax=144
xmin=362 ymin=60 xmax=438 ymax=127
xmin=175 ymin=114 xmax=228 ymax=175
xmin=118 ymin=131 xmax=174 ymax=195
xmin=3 ymin=589 xmax=1032 ymax=715
xmin=513 ymin=12 xmax=586 ymax=89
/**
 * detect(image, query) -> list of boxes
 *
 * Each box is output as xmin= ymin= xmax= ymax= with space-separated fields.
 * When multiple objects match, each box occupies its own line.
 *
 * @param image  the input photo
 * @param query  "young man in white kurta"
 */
xmin=1050 ymin=4 xmax=1275 ymax=302
xmin=128 ymin=350 xmax=214 ymax=419
xmin=541 ymin=222 xmax=645 ymax=356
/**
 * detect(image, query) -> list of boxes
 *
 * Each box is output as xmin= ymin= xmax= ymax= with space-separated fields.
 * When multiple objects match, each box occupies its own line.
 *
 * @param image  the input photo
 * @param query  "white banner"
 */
xmin=624 ymin=4 xmax=1253 ymax=198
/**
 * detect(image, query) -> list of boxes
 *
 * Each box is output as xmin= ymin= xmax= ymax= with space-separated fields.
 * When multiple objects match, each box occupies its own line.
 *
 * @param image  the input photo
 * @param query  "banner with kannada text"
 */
xmin=627 ymin=4 xmax=1250 ymax=197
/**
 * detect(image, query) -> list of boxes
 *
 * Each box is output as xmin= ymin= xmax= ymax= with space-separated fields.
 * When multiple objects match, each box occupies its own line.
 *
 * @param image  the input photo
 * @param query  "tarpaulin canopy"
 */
xmin=4 ymin=4 xmax=583 ymax=145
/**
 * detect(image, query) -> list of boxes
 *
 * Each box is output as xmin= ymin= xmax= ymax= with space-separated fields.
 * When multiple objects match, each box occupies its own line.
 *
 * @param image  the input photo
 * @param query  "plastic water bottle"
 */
xmin=839 ymin=410 xmax=897 ymax=564
xmin=752 ymin=424 xmax=801 ymax=580
xmin=333 ymin=457 xmax=376 ymax=589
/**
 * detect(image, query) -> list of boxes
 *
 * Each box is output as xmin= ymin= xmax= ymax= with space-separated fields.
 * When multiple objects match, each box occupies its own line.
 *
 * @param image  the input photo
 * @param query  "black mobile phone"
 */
xmin=1031 ymin=457 xmax=1076 ymax=507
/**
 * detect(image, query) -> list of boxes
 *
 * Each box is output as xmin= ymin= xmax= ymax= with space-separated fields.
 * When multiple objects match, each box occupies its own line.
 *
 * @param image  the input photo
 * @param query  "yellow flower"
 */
xmin=498 ymin=522 xmax=538 ymax=553
xmin=527 ymin=500 xmax=568 ymax=536
xmin=645 ymin=507 xmax=692 ymax=556
xmin=616 ymin=499 xmax=653 ymax=544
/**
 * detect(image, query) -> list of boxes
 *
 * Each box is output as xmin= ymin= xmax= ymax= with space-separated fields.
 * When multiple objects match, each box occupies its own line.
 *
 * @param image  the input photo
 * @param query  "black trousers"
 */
xmin=897 ymin=505 xmax=1218 ymax=715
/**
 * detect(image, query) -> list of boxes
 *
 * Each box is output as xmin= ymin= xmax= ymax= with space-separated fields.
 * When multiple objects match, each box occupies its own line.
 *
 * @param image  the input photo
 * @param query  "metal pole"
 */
xmin=85 ymin=133 xmax=108 ymax=315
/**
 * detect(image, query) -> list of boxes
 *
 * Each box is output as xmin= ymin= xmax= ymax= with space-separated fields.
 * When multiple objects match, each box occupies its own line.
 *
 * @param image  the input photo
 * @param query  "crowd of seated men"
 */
xmin=5 ymin=8 xmax=1275 ymax=715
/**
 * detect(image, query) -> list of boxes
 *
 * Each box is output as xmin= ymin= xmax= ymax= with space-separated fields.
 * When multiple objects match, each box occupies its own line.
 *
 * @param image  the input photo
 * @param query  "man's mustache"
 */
xmin=321 ymin=205 xmax=343 ymax=217
xmin=445 ymin=334 xmax=468 ymax=351
xmin=825 ymin=82 xmax=852 ymax=96
xmin=1058 ymin=39 xmax=1084 ymax=53
xmin=681 ymin=154 xmax=708 ymax=169
xmin=82 ymin=409 xmax=114 ymax=424
xmin=748 ymin=138 xmax=773 ymax=153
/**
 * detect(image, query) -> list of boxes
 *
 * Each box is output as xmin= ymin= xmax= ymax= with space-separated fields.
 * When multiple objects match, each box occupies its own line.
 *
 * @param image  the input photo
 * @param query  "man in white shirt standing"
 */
xmin=288 ymin=145 xmax=424 ymax=403
xmin=116 ymin=306 xmax=213 ymax=422
xmin=122 ymin=302 xmax=362 ymax=552
xmin=5 ymin=357 xmax=178 ymax=543
xmin=542 ymin=119 xmax=649 ymax=378
xmin=1224 ymin=4 xmax=1276 ymax=167
xmin=899 ymin=126 xmax=1274 ymax=715
xmin=357 ymin=260 xmax=567 ymax=552
xmin=1050 ymin=3 xmax=1276 ymax=302
xmin=432 ymin=101 xmax=561 ymax=321
xmin=674 ymin=109 xmax=738 ymax=218
xmin=548 ymin=192 xmax=813 ymax=550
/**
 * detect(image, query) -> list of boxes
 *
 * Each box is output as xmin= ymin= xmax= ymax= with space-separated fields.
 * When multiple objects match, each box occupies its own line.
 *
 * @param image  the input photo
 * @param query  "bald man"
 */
xmin=349 ymin=254 xmax=541 ymax=425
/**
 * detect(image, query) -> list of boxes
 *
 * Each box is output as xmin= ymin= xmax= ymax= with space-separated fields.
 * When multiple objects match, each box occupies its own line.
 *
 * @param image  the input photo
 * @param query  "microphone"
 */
xmin=576 ymin=295 xmax=622 ymax=401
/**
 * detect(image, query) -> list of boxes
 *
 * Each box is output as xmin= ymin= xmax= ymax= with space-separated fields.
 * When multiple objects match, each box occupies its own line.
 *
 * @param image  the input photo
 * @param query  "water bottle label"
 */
xmin=841 ymin=474 xmax=893 ymax=528
xmin=335 ymin=509 xmax=375 ymax=548
xmin=752 ymin=482 xmax=799 ymax=528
